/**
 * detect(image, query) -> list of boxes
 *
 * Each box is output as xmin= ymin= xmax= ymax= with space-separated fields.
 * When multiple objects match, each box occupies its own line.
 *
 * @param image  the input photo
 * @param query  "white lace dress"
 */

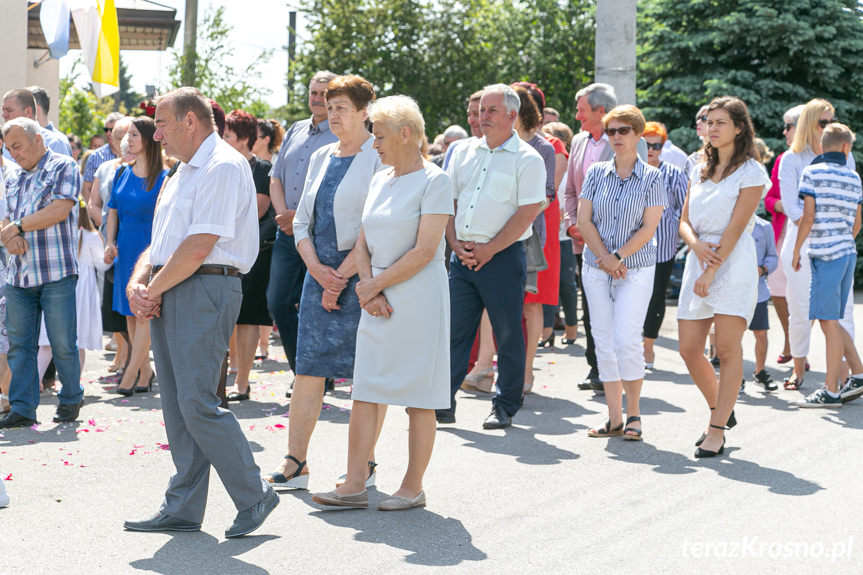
xmin=677 ymin=158 xmax=770 ymax=322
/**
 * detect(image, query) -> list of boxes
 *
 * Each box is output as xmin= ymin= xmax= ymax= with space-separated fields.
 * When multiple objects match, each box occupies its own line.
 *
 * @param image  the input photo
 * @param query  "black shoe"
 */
xmin=710 ymin=356 xmax=720 ymax=367
xmin=739 ymin=378 xmax=745 ymax=394
xmin=537 ymin=335 xmax=555 ymax=348
xmin=124 ymin=511 xmax=201 ymax=532
xmin=694 ymin=425 xmax=727 ymax=458
xmin=0 ymin=411 xmax=37 ymax=429
xmin=696 ymin=410 xmax=736 ymax=446
xmin=285 ymin=383 xmax=293 ymax=398
xmin=225 ymin=487 xmax=280 ymax=538
xmin=53 ymin=400 xmax=84 ymax=423
xmin=135 ymin=373 xmax=155 ymax=394
xmin=324 ymin=378 xmax=335 ymax=394
xmin=482 ymin=405 xmax=512 ymax=430
xmin=227 ymin=389 xmax=250 ymax=401
xmin=115 ymin=383 xmax=136 ymax=397
xmin=435 ymin=408 xmax=455 ymax=424
xmin=577 ymin=367 xmax=603 ymax=391
xmin=753 ymin=369 xmax=777 ymax=392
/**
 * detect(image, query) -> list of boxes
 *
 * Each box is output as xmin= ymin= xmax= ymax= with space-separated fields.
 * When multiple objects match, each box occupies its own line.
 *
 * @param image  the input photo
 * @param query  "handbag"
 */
xmin=258 ymin=206 xmax=277 ymax=249
xmin=524 ymin=222 xmax=548 ymax=273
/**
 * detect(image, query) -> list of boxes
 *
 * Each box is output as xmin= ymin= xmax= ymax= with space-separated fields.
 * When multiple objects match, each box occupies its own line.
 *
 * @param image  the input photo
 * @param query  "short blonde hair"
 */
xmin=602 ymin=104 xmax=645 ymax=135
xmin=821 ymin=123 xmax=855 ymax=152
xmin=368 ymin=95 xmax=425 ymax=149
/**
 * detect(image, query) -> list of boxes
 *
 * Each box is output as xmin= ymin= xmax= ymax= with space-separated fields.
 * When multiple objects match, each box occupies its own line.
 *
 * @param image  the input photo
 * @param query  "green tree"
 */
xmin=295 ymin=0 xmax=595 ymax=136
xmin=167 ymin=5 xmax=274 ymax=114
xmin=112 ymin=56 xmax=143 ymax=113
xmin=637 ymin=0 xmax=863 ymax=156
xmin=58 ymin=59 xmax=117 ymax=143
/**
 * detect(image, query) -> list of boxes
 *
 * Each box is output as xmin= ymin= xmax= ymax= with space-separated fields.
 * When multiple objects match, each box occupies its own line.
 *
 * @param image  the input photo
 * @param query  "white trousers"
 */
xmin=779 ymin=221 xmax=855 ymax=358
xmin=583 ymin=264 xmax=655 ymax=382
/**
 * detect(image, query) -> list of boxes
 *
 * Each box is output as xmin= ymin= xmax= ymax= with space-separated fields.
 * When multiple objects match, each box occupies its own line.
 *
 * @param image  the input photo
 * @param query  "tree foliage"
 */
xmin=294 ymin=0 xmax=595 ymax=135
xmin=637 ymin=0 xmax=863 ymax=157
xmin=58 ymin=59 xmax=117 ymax=143
xmin=112 ymin=57 xmax=142 ymax=113
xmin=167 ymin=5 xmax=273 ymax=114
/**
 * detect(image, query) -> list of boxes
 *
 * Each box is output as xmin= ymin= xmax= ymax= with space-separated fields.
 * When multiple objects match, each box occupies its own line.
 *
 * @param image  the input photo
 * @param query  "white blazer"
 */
xmin=293 ymin=135 xmax=383 ymax=251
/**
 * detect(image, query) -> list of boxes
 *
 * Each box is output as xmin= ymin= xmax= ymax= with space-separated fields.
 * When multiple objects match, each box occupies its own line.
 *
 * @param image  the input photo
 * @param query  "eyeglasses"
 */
xmin=606 ymin=126 xmax=634 ymax=137
xmin=818 ymin=118 xmax=838 ymax=129
xmin=696 ymin=115 xmax=707 ymax=124
xmin=784 ymin=123 xmax=795 ymax=131
xmin=103 ymin=127 xmax=113 ymax=133
xmin=646 ymin=142 xmax=663 ymax=151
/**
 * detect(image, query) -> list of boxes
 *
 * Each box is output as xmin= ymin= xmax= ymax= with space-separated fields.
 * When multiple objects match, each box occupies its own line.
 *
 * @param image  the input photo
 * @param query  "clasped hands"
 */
xmin=453 ymin=240 xmax=495 ymax=271
xmin=127 ymin=282 xmax=161 ymax=320
xmin=692 ymin=240 xmax=724 ymax=298
xmin=104 ymin=244 xmax=118 ymax=265
xmin=0 ymin=222 xmax=29 ymax=255
xmin=316 ymin=263 xmax=348 ymax=313
xmin=596 ymin=252 xmax=627 ymax=280
xmin=356 ymin=277 xmax=392 ymax=319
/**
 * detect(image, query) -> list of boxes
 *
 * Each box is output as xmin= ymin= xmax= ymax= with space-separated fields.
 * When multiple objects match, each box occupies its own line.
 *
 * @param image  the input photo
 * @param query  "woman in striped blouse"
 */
xmin=577 ymin=105 xmax=666 ymax=441
xmin=641 ymin=122 xmax=688 ymax=369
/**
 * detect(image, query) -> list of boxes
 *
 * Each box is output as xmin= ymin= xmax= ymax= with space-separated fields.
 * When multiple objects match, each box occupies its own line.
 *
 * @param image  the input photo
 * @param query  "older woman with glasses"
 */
xmin=577 ymin=105 xmax=666 ymax=442
xmin=778 ymin=98 xmax=856 ymax=391
xmin=313 ymin=95 xmax=453 ymax=511
xmin=641 ymin=122 xmax=687 ymax=369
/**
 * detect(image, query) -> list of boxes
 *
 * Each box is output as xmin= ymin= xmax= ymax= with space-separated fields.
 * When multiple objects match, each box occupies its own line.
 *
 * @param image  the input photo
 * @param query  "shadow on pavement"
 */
xmin=129 ymin=532 xmax=279 ymax=574
xmin=309 ymin=503 xmax=486 ymax=566
xmin=604 ymin=441 xmax=823 ymax=495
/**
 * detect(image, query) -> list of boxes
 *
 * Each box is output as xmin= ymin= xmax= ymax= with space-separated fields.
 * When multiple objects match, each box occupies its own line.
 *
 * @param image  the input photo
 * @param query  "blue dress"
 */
xmin=295 ymin=155 xmax=361 ymax=378
xmin=108 ymin=166 xmax=167 ymax=316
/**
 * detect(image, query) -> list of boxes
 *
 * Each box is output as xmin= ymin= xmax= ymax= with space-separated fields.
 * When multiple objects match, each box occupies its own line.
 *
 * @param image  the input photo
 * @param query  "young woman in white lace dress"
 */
xmin=677 ymin=97 xmax=770 ymax=458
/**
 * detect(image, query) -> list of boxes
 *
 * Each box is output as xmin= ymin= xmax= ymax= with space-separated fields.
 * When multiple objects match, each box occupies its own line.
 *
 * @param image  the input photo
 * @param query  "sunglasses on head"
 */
xmin=606 ymin=126 xmax=633 ymax=137
xmin=819 ymin=118 xmax=838 ymax=129
xmin=645 ymin=142 xmax=663 ymax=151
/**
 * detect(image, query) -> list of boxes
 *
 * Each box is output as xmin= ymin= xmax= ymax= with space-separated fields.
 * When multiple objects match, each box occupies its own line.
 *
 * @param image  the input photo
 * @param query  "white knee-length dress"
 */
xmin=677 ymin=158 xmax=770 ymax=322
xmin=351 ymin=162 xmax=454 ymax=409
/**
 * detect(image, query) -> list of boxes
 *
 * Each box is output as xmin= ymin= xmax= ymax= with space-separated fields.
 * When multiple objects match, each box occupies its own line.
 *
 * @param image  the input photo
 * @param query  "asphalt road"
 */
xmin=1 ymin=299 xmax=860 ymax=574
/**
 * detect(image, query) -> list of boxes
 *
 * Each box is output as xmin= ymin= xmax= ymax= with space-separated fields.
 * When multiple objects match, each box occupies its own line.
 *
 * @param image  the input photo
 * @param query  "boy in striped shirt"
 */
xmin=791 ymin=123 xmax=863 ymax=407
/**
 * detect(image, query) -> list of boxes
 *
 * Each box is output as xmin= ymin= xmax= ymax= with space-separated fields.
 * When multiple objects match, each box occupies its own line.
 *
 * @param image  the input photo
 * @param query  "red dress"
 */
xmin=524 ymin=135 xmax=565 ymax=305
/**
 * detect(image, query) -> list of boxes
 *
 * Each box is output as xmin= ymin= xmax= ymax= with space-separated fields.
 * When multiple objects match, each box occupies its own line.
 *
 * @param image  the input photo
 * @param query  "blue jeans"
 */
xmin=266 ymin=230 xmax=306 ymax=372
xmin=6 ymin=274 xmax=81 ymax=419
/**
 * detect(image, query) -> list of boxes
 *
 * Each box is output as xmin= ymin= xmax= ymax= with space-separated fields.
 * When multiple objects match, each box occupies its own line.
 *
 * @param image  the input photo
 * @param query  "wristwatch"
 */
xmin=13 ymin=219 xmax=24 ymax=235
xmin=612 ymin=251 xmax=622 ymax=261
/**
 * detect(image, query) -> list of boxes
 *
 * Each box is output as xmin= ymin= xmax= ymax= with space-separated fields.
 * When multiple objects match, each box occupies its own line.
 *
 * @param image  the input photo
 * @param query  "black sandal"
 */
xmin=588 ymin=419 xmax=624 ymax=437
xmin=264 ymin=454 xmax=309 ymax=489
xmin=694 ymin=424 xmax=726 ymax=458
xmin=622 ymin=416 xmax=642 ymax=441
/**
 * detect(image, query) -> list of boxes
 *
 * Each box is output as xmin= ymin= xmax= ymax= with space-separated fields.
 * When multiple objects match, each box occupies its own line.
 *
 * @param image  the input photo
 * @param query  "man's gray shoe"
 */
xmin=225 ymin=487 xmax=280 ymax=538
xmin=124 ymin=511 xmax=201 ymax=532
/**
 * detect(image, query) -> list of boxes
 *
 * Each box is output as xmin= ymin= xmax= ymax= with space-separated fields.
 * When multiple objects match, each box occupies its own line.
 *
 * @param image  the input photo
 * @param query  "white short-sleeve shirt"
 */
xmin=150 ymin=133 xmax=259 ymax=273
xmin=446 ymin=131 xmax=546 ymax=243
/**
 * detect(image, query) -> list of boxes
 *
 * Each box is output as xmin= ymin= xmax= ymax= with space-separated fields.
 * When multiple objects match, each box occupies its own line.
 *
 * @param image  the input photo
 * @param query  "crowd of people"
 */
xmin=0 ymin=76 xmax=861 ymax=535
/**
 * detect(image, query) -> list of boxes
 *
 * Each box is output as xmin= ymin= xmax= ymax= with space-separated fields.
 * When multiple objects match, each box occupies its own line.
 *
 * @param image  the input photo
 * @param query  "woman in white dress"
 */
xmin=677 ymin=97 xmax=770 ymax=458
xmin=313 ymin=96 xmax=453 ymax=511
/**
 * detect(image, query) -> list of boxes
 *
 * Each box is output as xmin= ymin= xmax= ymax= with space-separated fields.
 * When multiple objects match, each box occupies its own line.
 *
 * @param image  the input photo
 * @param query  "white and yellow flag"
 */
xmin=67 ymin=0 xmax=120 ymax=97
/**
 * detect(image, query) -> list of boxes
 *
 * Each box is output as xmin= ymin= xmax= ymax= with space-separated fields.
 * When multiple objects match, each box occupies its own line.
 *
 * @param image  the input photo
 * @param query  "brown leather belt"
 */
xmin=151 ymin=264 xmax=241 ymax=277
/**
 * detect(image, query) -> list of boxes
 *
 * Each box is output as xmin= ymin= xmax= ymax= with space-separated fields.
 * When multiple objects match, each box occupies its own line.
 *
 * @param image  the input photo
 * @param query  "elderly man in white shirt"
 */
xmin=121 ymin=88 xmax=278 ymax=539
xmin=437 ymin=84 xmax=546 ymax=430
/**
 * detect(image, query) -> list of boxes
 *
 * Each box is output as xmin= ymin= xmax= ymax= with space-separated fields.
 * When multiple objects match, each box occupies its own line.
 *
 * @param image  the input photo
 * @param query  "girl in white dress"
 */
xmin=677 ymin=97 xmax=770 ymax=458
xmin=37 ymin=201 xmax=108 ymax=380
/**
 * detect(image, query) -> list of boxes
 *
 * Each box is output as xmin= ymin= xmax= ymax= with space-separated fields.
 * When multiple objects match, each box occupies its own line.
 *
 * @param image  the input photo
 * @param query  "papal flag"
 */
xmin=39 ymin=0 xmax=72 ymax=60
xmin=67 ymin=0 xmax=120 ymax=97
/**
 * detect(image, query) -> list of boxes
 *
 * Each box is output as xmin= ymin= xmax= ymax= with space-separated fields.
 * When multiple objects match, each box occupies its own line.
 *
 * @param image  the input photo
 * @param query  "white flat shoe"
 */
xmin=379 ymin=491 xmax=426 ymax=511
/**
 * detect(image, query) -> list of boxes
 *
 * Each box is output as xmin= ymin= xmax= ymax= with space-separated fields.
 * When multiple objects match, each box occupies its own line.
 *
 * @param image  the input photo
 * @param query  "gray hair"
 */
xmin=368 ymin=95 xmax=426 ymax=149
xmin=784 ymin=104 xmax=805 ymax=126
xmin=575 ymin=83 xmax=617 ymax=113
xmin=442 ymin=125 xmax=468 ymax=141
xmin=1 ymin=117 xmax=41 ymax=140
xmin=483 ymin=84 xmax=520 ymax=114
xmin=105 ymin=112 xmax=125 ymax=126
xmin=310 ymin=70 xmax=338 ymax=87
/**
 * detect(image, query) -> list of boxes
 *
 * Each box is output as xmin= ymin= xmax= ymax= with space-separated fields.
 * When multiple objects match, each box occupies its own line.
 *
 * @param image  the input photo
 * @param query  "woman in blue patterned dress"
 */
xmin=264 ymin=75 xmax=386 ymax=491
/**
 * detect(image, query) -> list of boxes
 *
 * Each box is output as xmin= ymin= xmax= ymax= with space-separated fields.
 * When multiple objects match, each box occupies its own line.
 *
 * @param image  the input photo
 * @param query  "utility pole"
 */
xmin=182 ymin=0 xmax=198 ymax=87
xmin=287 ymin=9 xmax=297 ymax=105
xmin=595 ymin=0 xmax=637 ymax=104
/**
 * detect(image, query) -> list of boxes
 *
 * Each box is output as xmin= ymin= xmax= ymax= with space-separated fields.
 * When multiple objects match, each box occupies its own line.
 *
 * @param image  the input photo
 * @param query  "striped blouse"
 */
xmin=580 ymin=157 xmax=666 ymax=270
xmin=655 ymin=161 xmax=688 ymax=262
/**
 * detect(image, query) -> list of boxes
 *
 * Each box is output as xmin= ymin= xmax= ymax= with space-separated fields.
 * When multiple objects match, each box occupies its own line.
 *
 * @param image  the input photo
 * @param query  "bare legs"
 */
xmin=772 ymin=295 xmax=791 ymax=357
xmin=258 ymin=326 xmax=272 ymax=358
xmin=753 ymin=330 xmax=768 ymax=373
xmin=466 ymin=311 xmax=495 ymax=378
xmin=523 ymin=302 xmax=543 ymax=390
xmin=230 ymin=325 xmax=259 ymax=395
xmin=679 ymin=315 xmax=745 ymax=453
xmin=820 ymin=320 xmax=863 ymax=393
xmin=118 ymin=316 xmax=154 ymax=391
xmin=592 ymin=378 xmax=643 ymax=436
xmin=272 ymin=375 xmax=384 ymax=480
